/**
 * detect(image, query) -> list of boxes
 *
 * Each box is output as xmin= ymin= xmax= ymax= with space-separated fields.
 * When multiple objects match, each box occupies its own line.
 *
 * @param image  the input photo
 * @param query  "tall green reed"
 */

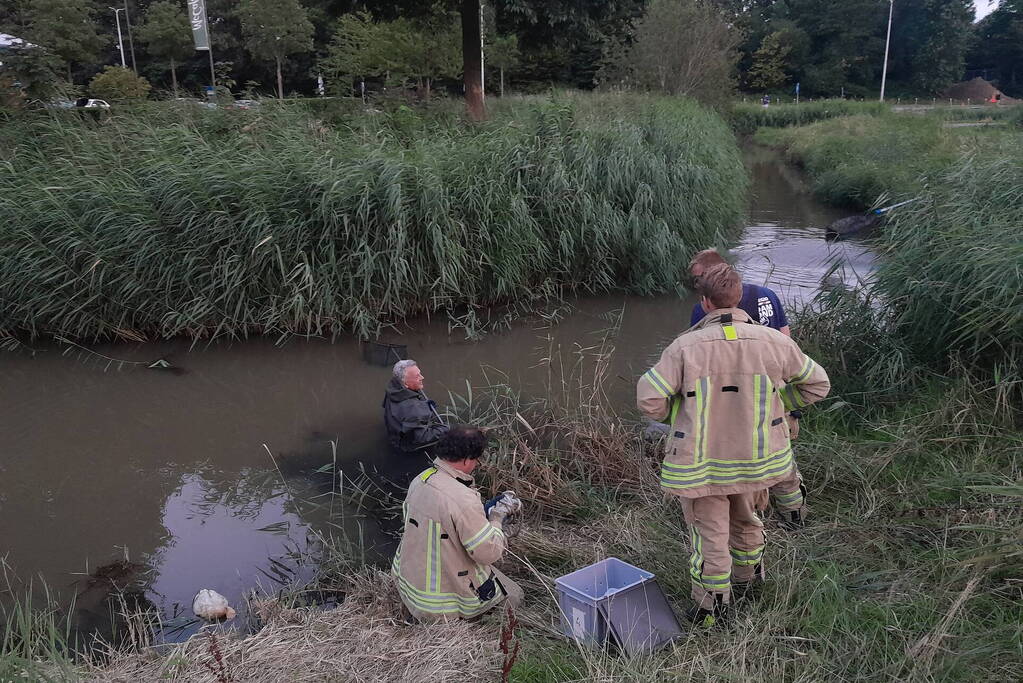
xmin=0 ymin=94 xmax=746 ymax=343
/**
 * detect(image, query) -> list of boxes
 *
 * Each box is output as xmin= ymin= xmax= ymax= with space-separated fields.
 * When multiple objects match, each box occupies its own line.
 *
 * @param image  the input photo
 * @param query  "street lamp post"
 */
xmin=123 ymin=1 xmax=138 ymax=73
xmin=879 ymin=0 xmax=894 ymax=102
xmin=111 ymin=7 xmax=126 ymax=68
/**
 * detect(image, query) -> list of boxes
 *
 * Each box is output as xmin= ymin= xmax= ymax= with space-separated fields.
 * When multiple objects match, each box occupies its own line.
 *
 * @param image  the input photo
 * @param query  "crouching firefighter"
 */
xmin=392 ymin=425 xmax=524 ymax=622
xmin=637 ymin=263 xmax=830 ymax=626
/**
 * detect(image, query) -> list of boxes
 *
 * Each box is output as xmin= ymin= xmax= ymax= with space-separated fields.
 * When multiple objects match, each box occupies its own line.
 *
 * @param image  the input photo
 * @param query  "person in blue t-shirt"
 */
xmin=689 ymin=250 xmax=790 ymax=336
xmin=686 ymin=250 xmax=806 ymax=530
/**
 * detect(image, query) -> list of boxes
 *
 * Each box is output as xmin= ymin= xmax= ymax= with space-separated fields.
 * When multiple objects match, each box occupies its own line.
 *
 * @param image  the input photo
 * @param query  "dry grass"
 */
xmin=88 ymin=572 xmax=504 ymax=683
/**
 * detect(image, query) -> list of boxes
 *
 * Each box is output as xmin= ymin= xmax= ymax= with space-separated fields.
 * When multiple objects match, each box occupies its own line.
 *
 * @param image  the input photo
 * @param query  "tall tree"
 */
xmin=487 ymin=33 xmax=518 ymax=95
xmin=493 ymin=0 xmax=647 ymax=88
xmin=461 ymin=0 xmax=484 ymax=120
xmin=968 ymin=0 xmax=1023 ymax=95
xmin=238 ymin=0 xmax=314 ymax=98
xmin=401 ymin=16 xmax=462 ymax=98
xmin=23 ymin=0 xmax=104 ymax=83
xmin=0 ymin=42 xmax=68 ymax=107
xmin=137 ymin=0 xmax=192 ymax=95
xmin=604 ymin=0 xmax=740 ymax=105
xmin=747 ymin=30 xmax=791 ymax=91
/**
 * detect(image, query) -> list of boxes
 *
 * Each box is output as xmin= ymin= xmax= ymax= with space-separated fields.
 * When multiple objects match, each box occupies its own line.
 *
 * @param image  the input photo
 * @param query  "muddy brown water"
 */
xmin=0 ymin=145 xmax=874 ymax=643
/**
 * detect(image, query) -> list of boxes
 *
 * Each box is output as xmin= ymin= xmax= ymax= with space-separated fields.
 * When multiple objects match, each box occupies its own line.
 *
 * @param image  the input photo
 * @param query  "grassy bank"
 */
xmin=757 ymin=112 xmax=1023 ymax=378
xmin=754 ymin=114 xmax=957 ymax=209
xmin=73 ymin=336 xmax=1022 ymax=682
xmin=728 ymin=99 xmax=886 ymax=135
xmin=0 ymin=93 xmax=745 ymax=343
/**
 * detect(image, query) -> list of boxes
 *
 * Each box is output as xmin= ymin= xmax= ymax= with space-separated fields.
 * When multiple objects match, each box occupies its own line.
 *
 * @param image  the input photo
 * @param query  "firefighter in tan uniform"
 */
xmin=392 ymin=425 xmax=523 ymax=621
xmin=637 ymin=264 xmax=830 ymax=625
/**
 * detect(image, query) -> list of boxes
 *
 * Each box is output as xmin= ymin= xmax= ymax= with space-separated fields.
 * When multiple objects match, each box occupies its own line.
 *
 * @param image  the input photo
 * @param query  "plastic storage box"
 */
xmin=554 ymin=557 xmax=682 ymax=654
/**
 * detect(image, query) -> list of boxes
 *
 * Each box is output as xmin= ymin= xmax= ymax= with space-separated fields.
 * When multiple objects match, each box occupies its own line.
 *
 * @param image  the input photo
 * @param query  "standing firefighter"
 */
xmin=688 ymin=249 xmax=807 ymax=528
xmin=392 ymin=425 xmax=523 ymax=622
xmin=637 ymin=264 xmax=830 ymax=625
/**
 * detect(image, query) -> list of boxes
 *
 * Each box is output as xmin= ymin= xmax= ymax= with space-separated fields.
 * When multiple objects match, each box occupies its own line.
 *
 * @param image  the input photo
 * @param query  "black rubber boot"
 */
xmin=685 ymin=595 xmax=728 ymax=628
xmin=732 ymin=565 xmax=765 ymax=601
xmin=775 ymin=508 xmax=805 ymax=530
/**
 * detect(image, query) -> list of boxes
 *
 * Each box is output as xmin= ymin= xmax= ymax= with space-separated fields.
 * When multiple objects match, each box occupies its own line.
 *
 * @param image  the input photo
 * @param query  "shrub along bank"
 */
xmin=0 ymin=94 xmax=746 ymax=343
xmin=728 ymin=99 xmax=886 ymax=135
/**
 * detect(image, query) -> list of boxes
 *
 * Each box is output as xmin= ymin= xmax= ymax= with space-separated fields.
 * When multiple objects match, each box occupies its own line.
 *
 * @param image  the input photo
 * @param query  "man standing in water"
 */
xmin=638 ymin=264 xmax=829 ymax=625
xmin=392 ymin=425 xmax=523 ymax=621
xmin=688 ymin=249 xmax=807 ymax=529
xmin=384 ymin=359 xmax=448 ymax=456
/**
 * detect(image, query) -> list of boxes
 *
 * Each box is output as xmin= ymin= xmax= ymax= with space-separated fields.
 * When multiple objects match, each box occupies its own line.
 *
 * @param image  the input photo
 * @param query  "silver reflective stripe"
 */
xmin=426 ymin=521 xmax=442 ymax=594
xmin=753 ymin=374 xmax=770 ymax=460
xmin=694 ymin=377 xmax=711 ymax=464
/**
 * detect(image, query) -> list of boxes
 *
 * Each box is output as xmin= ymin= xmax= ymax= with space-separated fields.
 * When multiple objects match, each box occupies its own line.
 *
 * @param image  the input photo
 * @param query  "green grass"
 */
xmin=450 ymin=347 xmax=1023 ymax=682
xmin=761 ymin=111 xmax=1023 ymax=377
xmin=0 ymin=93 xmax=746 ymax=343
xmin=0 ymin=587 xmax=77 ymax=682
xmin=728 ymin=99 xmax=887 ymax=135
xmin=754 ymin=113 xmax=956 ymax=209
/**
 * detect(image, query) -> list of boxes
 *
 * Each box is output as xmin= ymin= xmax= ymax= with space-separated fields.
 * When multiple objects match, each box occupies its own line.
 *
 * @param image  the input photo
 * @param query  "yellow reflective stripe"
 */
xmin=696 ymin=573 xmax=731 ymax=588
xmin=661 ymin=450 xmax=794 ymax=489
xmin=723 ymin=324 xmax=737 ymax=341
xmin=669 ymin=396 xmax=682 ymax=425
xmin=395 ymin=577 xmax=494 ymax=616
xmin=643 ymin=369 xmax=673 ymax=399
xmin=463 ymin=523 xmax=501 ymax=551
xmin=730 ymin=546 xmax=765 ymax=566
xmin=752 ymin=374 xmax=771 ymax=460
xmin=781 ymin=383 xmax=806 ymax=409
xmin=790 ymin=356 xmax=816 ymax=384
xmin=425 ymin=521 xmax=442 ymax=594
xmin=662 ymin=447 xmax=792 ymax=480
xmin=420 ymin=467 xmax=438 ymax=482
xmin=689 ymin=525 xmax=703 ymax=579
xmin=775 ymin=489 xmax=804 ymax=504
xmin=693 ymin=377 xmax=711 ymax=464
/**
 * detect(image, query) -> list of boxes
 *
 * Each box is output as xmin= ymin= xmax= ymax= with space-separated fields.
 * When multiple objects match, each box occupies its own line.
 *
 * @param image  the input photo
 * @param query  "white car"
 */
xmin=75 ymin=98 xmax=111 ymax=109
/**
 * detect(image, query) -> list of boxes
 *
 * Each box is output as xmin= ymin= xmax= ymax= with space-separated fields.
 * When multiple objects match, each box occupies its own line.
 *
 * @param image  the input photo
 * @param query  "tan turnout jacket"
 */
xmin=392 ymin=459 xmax=508 ymax=621
xmin=637 ymin=308 xmax=830 ymax=498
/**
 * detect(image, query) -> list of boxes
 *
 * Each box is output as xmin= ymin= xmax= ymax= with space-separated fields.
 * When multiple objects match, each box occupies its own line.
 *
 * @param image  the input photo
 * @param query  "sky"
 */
xmin=975 ymin=0 xmax=999 ymax=21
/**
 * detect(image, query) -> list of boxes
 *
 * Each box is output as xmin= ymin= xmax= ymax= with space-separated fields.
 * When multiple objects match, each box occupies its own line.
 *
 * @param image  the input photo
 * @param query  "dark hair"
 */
xmin=434 ymin=425 xmax=488 ymax=462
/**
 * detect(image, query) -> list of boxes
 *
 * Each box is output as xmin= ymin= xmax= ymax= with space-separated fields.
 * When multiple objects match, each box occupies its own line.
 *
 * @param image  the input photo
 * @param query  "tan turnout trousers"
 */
xmin=681 ymin=493 xmax=765 ymax=609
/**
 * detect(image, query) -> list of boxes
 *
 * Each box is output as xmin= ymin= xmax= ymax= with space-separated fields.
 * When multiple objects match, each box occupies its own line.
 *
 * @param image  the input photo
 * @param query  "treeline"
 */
xmin=2 ymin=0 xmax=1021 ymax=101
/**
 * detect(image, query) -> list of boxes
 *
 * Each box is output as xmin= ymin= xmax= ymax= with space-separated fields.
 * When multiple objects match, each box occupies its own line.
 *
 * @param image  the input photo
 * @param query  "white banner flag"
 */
xmin=188 ymin=0 xmax=210 ymax=51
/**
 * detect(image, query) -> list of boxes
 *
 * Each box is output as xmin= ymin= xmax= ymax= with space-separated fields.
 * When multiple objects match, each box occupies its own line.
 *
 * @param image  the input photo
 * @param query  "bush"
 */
xmin=88 ymin=66 xmax=151 ymax=101
xmin=0 ymin=94 xmax=747 ymax=342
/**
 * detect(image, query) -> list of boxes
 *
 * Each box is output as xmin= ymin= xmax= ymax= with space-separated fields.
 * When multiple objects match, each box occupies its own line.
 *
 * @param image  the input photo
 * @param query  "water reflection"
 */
xmin=737 ymin=144 xmax=876 ymax=306
xmin=0 ymin=145 xmax=877 ymax=644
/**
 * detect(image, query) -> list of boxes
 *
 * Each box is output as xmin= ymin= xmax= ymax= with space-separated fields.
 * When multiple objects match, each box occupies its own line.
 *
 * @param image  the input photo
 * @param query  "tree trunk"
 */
xmin=67 ymin=63 xmax=72 ymax=85
xmin=426 ymin=78 xmax=432 ymax=100
xmin=500 ymin=67 xmax=504 ymax=97
xmin=276 ymin=55 xmax=284 ymax=99
xmin=170 ymin=58 xmax=178 ymax=97
xmin=461 ymin=0 xmax=484 ymax=121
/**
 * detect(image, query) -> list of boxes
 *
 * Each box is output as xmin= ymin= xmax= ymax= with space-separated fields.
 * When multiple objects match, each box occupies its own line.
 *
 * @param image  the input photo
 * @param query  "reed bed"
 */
xmin=0 ymin=94 xmax=746 ymax=343
xmin=728 ymin=99 xmax=886 ymax=135
xmin=874 ymin=142 xmax=1023 ymax=377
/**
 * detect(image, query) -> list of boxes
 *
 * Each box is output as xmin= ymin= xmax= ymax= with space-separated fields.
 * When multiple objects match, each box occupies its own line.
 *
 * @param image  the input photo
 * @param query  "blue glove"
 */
xmin=426 ymin=400 xmax=438 ymax=409
xmin=483 ymin=493 xmax=506 ymax=517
